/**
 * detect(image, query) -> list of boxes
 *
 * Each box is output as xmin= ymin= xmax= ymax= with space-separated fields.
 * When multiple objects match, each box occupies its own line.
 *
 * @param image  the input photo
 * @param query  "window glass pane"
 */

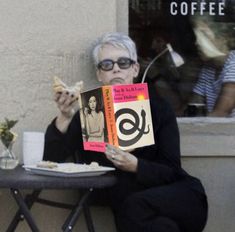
xmin=129 ymin=0 xmax=235 ymax=117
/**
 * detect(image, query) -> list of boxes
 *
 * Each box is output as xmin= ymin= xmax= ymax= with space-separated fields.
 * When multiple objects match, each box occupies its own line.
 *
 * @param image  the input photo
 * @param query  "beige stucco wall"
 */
xmin=0 ymin=0 xmax=127 ymax=160
xmin=0 ymin=0 xmax=125 ymax=230
xmin=1 ymin=1 xmax=235 ymax=232
xmin=179 ymin=118 xmax=235 ymax=232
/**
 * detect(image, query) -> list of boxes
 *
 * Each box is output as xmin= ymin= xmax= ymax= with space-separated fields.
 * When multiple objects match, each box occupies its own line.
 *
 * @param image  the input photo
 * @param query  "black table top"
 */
xmin=0 ymin=166 xmax=117 ymax=190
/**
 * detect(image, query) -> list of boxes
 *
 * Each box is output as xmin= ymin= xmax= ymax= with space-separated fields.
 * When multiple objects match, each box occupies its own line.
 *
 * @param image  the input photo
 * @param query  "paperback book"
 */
xmin=79 ymin=83 xmax=155 ymax=152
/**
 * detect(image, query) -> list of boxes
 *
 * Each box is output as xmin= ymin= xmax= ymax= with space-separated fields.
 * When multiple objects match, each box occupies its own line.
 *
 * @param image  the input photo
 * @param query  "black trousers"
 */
xmin=104 ymin=176 xmax=208 ymax=232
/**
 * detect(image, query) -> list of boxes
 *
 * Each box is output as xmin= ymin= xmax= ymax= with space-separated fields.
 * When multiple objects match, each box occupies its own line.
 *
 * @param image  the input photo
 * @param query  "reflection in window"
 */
xmin=129 ymin=0 xmax=235 ymax=117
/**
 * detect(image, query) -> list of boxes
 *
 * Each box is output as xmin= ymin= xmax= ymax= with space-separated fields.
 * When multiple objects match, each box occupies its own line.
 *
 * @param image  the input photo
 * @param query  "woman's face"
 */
xmin=96 ymin=44 xmax=140 ymax=85
xmin=88 ymin=96 xmax=97 ymax=111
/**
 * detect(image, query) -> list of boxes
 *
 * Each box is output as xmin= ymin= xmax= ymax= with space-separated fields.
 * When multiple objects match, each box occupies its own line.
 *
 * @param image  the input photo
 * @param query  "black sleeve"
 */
xmin=136 ymin=96 xmax=182 ymax=187
xmin=43 ymin=112 xmax=83 ymax=162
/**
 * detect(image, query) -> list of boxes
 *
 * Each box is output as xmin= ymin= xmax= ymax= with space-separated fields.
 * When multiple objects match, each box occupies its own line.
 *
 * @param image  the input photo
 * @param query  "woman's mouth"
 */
xmin=110 ymin=78 xmax=124 ymax=85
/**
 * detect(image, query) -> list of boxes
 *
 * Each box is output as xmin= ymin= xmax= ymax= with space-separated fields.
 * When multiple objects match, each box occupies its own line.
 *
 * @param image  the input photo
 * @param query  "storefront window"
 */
xmin=129 ymin=0 xmax=235 ymax=117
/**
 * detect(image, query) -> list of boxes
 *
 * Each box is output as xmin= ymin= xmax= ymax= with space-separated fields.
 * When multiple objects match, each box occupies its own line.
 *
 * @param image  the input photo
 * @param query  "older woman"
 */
xmin=44 ymin=32 xmax=207 ymax=232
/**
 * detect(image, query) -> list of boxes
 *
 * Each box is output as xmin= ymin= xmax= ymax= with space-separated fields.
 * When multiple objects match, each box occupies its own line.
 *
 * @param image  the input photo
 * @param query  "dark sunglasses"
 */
xmin=97 ymin=57 xmax=135 ymax=71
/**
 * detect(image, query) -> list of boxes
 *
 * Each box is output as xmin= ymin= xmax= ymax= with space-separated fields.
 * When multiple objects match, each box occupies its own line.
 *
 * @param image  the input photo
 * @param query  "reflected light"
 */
xmin=141 ymin=43 xmax=184 ymax=83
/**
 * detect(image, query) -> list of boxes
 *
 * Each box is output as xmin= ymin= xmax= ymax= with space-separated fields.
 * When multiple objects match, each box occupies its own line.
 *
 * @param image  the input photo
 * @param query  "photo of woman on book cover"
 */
xmin=81 ymin=89 xmax=107 ymax=142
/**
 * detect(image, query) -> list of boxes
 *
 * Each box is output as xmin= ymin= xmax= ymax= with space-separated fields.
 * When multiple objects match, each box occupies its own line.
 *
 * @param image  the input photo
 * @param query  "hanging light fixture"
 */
xmin=141 ymin=44 xmax=184 ymax=83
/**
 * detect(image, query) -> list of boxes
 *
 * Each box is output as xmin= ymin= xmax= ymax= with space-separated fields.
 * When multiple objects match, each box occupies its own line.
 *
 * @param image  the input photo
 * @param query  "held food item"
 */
xmin=53 ymin=76 xmax=67 ymax=93
xmin=53 ymin=76 xmax=83 ymax=97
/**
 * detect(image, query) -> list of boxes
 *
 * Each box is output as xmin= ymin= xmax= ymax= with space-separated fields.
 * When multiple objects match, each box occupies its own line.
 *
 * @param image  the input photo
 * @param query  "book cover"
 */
xmin=79 ymin=83 xmax=155 ymax=152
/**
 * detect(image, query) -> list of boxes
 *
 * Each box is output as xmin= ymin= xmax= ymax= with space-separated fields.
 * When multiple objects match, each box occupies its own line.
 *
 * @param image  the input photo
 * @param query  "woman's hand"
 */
xmin=54 ymin=90 xmax=79 ymax=133
xmin=105 ymin=144 xmax=138 ymax=173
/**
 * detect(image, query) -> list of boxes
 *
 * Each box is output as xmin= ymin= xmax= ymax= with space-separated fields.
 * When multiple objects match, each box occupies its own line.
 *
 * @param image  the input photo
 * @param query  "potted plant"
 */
xmin=0 ymin=118 xmax=19 ymax=169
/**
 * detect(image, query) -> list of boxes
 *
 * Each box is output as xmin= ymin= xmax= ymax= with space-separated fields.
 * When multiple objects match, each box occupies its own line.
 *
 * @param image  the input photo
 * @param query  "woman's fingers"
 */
xmin=54 ymin=92 xmax=62 ymax=101
xmin=54 ymin=90 xmax=79 ymax=118
xmin=106 ymin=144 xmax=124 ymax=155
xmin=105 ymin=144 xmax=125 ymax=166
xmin=104 ymin=144 xmax=137 ymax=172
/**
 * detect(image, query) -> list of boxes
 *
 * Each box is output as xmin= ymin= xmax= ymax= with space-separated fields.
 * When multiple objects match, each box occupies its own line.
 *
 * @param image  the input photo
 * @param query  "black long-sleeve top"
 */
xmin=43 ymin=86 xmax=206 ymax=196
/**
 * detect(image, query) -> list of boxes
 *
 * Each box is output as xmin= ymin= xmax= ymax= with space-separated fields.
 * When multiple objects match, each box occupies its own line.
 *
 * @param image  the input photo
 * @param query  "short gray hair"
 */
xmin=92 ymin=32 xmax=138 ymax=67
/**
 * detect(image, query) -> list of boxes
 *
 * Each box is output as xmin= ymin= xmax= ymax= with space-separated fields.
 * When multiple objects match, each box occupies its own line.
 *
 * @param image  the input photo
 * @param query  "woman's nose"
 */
xmin=112 ymin=62 xmax=120 ymax=72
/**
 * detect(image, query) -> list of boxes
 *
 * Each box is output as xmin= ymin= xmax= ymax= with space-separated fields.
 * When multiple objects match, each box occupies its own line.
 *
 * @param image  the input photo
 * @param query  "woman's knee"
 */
xmin=116 ymin=195 xmax=181 ymax=232
xmin=121 ymin=192 xmax=152 ymax=218
xmin=115 ymin=193 xmax=152 ymax=231
xmin=147 ymin=217 xmax=181 ymax=232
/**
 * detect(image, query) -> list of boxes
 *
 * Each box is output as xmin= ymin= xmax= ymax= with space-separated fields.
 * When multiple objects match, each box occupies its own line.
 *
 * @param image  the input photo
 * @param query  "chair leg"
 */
xmin=62 ymin=203 xmax=79 ymax=231
xmin=6 ymin=189 xmax=41 ymax=232
xmin=83 ymin=203 xmax=95 ymax=232
xmin=62 ymin=188 xmax=94 ymax=232
xmin=9 ymin=189 xmax=40 ymax=232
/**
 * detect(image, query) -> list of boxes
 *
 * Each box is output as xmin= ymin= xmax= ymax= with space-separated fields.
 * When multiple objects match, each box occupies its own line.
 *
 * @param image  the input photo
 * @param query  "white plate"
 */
xmin=23 ymin=163 xmax=115 ymax=177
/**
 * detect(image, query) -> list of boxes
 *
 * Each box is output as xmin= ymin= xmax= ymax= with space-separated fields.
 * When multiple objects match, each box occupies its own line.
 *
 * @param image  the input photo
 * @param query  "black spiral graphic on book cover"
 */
xmin=115 ymin=108 xmax=150 ymax=147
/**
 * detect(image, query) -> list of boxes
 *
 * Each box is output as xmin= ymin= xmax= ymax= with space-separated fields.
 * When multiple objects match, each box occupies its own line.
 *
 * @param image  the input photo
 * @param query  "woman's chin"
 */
xmin=109 ymin=78 xmax=125 ymax=85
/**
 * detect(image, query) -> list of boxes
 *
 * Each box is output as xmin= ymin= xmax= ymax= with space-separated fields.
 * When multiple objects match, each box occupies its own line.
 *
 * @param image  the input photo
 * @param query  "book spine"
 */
xmin=102 ymin=86 xmax=119 ymax=147
xmin=78 ymin=93 xmax=85 ymax=129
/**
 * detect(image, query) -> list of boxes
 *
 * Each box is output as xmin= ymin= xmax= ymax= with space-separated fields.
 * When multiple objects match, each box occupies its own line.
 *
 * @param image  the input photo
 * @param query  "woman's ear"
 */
xmin=133 ymin=62 xmax=140 ymax=78
xmin=96 ymin=69 xmax=102 ymax=82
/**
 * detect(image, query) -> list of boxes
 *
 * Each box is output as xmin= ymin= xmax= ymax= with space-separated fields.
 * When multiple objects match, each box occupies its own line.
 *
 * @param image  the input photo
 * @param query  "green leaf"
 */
xmin=5 ymin=118 xmax=18 ymax=129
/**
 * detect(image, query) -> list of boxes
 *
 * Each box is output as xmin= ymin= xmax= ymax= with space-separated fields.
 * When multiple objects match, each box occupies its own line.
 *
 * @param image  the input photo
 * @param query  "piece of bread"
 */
xmin=90 ymin=162 xmax=99 ymax=167
xmin=52 ymin=76 xmax=83 ymax=97
xmin=66 ymin=82 xmax=83 ymax=98
xmin=53 ymin=76 xmax=67 ymax=93
xmin=37 ymin=161 xmax=58 ymax=169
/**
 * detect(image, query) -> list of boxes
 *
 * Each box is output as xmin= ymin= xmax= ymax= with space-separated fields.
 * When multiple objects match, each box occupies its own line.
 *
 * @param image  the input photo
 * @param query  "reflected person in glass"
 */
xmin=191 ymin=18 xmax=235 ymax=117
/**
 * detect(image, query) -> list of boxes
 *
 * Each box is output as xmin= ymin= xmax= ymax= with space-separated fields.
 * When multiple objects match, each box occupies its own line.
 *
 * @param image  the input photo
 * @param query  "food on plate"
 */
xmin=32 ymin=161 xmax=107 ymax=174
xmin=89 ymin=162 xmax=100 ymax=170
xmin=60 ymin=162 xmax=100 ymax=172
xmin=37 ymin=161 xmax=58 ymax=169
xmin=90 ymin=161 xmax=99 ymax=167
